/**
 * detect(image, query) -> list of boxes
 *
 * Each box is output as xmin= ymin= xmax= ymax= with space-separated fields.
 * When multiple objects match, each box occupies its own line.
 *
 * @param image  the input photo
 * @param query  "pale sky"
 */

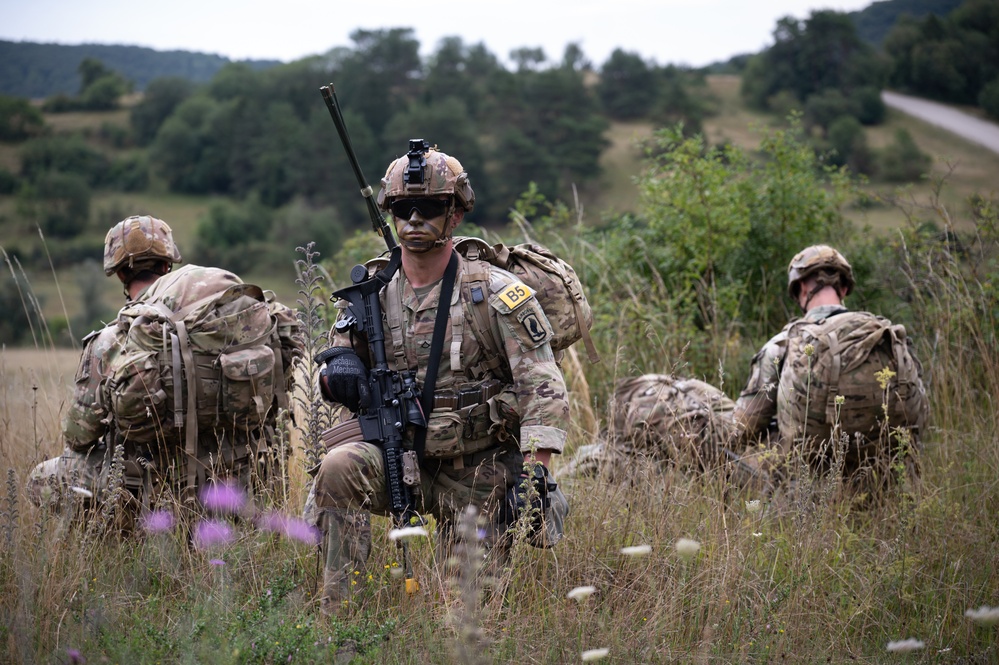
xmin=1 ymin=0 xmax=875 ymax=68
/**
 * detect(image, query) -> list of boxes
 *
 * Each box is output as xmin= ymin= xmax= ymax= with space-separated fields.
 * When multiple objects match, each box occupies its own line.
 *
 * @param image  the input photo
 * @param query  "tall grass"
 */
xmin=2 ymin=177 xmax=998 ymax=663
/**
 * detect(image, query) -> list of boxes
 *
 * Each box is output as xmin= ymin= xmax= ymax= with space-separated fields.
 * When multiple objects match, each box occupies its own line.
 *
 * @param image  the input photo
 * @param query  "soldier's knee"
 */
xmin=314 ymin=442 xmax=381 ymax=510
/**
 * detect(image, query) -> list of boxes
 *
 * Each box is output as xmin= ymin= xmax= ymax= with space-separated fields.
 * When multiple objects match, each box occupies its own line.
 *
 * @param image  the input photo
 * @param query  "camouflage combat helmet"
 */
xmin=376 ymin=140 xmax=475 ymax=213
xmin=103 ymin=215 xmax=183 ymax=276
xmin=787 ymin=244 xmax=855 ymax=300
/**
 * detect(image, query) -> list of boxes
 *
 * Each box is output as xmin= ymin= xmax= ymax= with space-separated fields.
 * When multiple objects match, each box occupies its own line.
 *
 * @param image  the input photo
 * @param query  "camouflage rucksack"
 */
xmin=610 ymin=374 xmax=736 ymax=467
xmin=777 ymin=310 xmax=927 ymax=450
xmin=101 ymin=265 xmax=296 ymax=489
xmin=453 ymin=236 xmax=599 ymax=365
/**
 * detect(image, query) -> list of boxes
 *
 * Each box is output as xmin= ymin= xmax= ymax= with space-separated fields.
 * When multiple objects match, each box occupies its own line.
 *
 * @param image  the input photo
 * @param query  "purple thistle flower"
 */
xmin=141 ymin=510 xmax=175 ymax=534
xmin=193 ymin=519 xmax=235 ymax=549
xmin=200 ymin=481 xmax=246 ymax=514
xmin=67 ymin=648 xmax=85 ymax=664
xmin=257 ymin=511 xmax=321 ymax=545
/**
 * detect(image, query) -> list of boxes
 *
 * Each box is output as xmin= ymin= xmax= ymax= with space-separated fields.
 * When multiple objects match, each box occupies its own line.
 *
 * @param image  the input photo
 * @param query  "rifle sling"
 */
xmin=414 ymin=251 xmax=459 ymax=462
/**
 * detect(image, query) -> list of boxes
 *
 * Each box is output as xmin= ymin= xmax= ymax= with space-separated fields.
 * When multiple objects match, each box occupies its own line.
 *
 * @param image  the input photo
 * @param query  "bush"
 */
xmin=107 ymin=155 xmax=150 ymax=192
xmin=17 ymin=171 xmax=92 ymax=238
xmin=980 ymin=77 xmax=999 ymax=121
xmin=827 ymin=115 xmax=876 ymax=175
xmin=877 ymin=128 xmax=932 ymax=183
xmin=0 ymin=167 xmax=18 ymax=194
xmin=19 ymin=135 xmax=111 ymax=187
xmin=0 ymin=95 xmax=45 ymax=141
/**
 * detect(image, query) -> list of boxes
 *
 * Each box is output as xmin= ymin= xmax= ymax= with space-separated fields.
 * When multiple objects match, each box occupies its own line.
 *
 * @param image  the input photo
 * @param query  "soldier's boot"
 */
xmin=319 ymin=508 xmax=371 ymax=614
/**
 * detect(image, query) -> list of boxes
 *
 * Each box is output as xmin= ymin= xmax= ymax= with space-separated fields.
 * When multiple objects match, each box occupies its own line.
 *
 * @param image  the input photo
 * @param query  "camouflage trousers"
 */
xmin=308 ymin=439 xmax=568 ymax=608
xmin=27 ymin=446 xmax=109 ymax=508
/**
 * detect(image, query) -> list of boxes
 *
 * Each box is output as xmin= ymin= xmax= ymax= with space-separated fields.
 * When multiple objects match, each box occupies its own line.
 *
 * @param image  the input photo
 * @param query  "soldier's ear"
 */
xmin=449 ymin=208 xmax=465 ymax=230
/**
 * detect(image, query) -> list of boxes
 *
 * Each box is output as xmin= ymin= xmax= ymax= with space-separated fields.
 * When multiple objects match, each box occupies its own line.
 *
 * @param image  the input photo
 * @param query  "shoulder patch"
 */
xmin=496 ymin=280 xmax=535 ymax=311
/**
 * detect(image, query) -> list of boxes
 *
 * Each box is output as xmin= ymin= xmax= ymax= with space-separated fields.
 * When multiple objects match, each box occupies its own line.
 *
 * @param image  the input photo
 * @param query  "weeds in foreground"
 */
xmin=1 ymin=178 xmax=997 ymax=662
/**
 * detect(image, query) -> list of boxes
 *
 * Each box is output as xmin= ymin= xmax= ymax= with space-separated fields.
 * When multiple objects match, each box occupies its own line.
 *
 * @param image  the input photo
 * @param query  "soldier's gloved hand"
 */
xmin=315 ymin=347 xmax=371 ymax=412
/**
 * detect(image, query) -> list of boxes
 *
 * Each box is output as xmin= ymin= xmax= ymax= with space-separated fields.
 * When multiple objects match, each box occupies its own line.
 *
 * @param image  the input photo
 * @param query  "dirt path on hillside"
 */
xmin=882 ymin=91 xmax=999 ymax=155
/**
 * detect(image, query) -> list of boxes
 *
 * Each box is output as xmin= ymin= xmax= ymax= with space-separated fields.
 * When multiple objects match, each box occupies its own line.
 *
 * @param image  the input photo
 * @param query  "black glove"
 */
xmin=501 ymin=463 xmax=556 ymax=530
xmin=315 ymin=347 xmax=371 ymax=412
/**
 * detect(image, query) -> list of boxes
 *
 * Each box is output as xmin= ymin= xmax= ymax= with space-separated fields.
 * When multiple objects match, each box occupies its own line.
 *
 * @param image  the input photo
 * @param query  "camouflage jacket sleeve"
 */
xmin=62 ymin=325 xmax=120 ymax=452
xmin=486 ymin=269 xmax=570 ymax=454
xmin=731 ymin=327 xmax=788 ymax=448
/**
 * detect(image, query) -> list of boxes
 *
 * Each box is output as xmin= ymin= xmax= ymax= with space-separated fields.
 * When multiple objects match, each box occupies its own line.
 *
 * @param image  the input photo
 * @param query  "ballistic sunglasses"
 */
xmin=390 ymin=198 xmax=450 ymax=219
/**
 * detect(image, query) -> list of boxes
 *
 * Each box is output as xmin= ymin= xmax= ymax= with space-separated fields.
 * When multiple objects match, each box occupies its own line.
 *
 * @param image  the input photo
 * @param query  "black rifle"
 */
xmin=320 ymin=83 xmax=425 ymax=594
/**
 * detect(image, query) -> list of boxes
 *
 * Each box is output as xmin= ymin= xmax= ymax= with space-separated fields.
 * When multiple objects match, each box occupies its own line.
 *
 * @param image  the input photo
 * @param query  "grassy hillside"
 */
xmin=5 ymin=76 xmax=999 ymax=336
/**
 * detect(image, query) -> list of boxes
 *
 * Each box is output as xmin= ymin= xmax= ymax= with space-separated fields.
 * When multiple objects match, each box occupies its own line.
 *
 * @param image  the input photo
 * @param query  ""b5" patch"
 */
xmin=497 ymin=281 xmax=534 ymax=310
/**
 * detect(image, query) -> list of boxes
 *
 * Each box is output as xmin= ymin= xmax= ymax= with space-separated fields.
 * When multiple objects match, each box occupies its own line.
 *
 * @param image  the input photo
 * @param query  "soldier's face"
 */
xmin=392 ymin=196 xmax=463 ymax=252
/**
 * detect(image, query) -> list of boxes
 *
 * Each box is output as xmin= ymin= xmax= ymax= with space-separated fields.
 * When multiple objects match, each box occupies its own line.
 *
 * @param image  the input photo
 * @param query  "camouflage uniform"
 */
xmin=27 ymin=324 xmax=125 ymax=506
xmin=561 ymin=374 xmax=736 ymax=480
xmin=28 ymin=265 xmax=301 ymax=508
xmin=311 ymin=252 xmax=571 ymax=604
xmin=732 ymin=249 xmax=929 ymax=497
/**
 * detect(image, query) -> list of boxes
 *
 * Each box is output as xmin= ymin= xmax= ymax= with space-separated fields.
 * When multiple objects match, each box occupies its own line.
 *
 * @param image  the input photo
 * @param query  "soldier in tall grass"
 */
xmin=27 ymin=215 xmax=301 ymax=512
xmin=27 ymin=215 xmax=183 ymax=507
xmin=731 ymin=245 xmax=929 ymax=501
xmin=309 ymin=144 xmax=570 ymax=611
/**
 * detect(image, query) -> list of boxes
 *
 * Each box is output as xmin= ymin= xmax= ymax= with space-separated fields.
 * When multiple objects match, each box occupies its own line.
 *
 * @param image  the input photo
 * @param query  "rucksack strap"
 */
xmin=414 ymin=251 xmax=459 ymax=461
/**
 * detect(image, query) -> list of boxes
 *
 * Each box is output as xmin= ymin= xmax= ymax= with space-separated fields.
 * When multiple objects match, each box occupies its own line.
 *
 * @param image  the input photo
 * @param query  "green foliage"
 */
xmin=849 ymin=0 xmax=964 ymax=45
xmin=0 ymin=95 xmax=45 ymax=141
xmin=0 ymin=168 xmax=17 ymax=194
xmin=16 ymin=171 xmax=91 ymax=238
xmin=885 ymin=0 xmax=999 ymax=105
xmin=980 ymin=76 xmax=999 ymax=119
xmin=597 ymin=49 xmax=658 ymax=120
xmin=742 ymin=11 xmax=889 ymax=115
xmin=40 ymin=58 xmax=132 ymax=112
xmin=129 ymin=77 xmax=195 ymax=146
xmin=826 ymin=115 xmax=876 ymax=175
xmin=877 ymin=128 xmax=933 ymax=182
xmin=191 ymin=198 xmax=273 ymax=274
xmin=19 ymin=134 xmax=110 ymax=187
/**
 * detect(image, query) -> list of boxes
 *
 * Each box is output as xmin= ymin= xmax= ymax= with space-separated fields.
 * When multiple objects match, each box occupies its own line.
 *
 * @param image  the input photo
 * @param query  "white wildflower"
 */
xmin=620 ymin=544 xmax=652 ymax=557
xmin=387 ymin=526 xmax=429 ymax=541
xmin=965 ymin=605 xmax=999 ymax=627
xmin=675 ymin=538 xmax=701 ymax=560
xmin=567 ymin=586 xmax=597 ymax=601
xmin=745 ymin=499 xmax=762 ymax=513
xmin=70 ymin=486 xmax=94 ymax=498
xmin=581 ymin=648 xmax=610 ymax=661
xmin=752 ymin=532 xmax=763 ymax=538
xmin=886 ymin=638 xmax=925 ymax=653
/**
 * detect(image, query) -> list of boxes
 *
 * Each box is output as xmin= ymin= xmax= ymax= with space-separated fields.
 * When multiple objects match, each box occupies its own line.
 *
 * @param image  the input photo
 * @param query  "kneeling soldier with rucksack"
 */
xmin=28 ymin=215 xmax=302 ymax=512
xmin=731 ymin=245 xmax=929 ymax=501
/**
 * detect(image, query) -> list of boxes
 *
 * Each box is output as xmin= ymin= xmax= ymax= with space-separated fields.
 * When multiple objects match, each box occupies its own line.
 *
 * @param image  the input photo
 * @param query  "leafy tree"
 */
xmin=741 ymin=10 xmax=888 ymax=113
xmin=0 ymin=95 xmax=45 ymax=141
xmin=885 ymin=0 xmax=999 ymax=105
xmin=597 ymin=49 xmax=657 ymax=120
xmin=331 ymin=29 xmax=422 ymax=141
xmin=150 ymin=96 xmax=231 ymax=193
xmin=191 ymin=199 xmax=273 ymax=273
xmin=17 ymin=171 xmax=91 ymax=237
xmin=130 ymin=77 xmax=195 ymax=145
